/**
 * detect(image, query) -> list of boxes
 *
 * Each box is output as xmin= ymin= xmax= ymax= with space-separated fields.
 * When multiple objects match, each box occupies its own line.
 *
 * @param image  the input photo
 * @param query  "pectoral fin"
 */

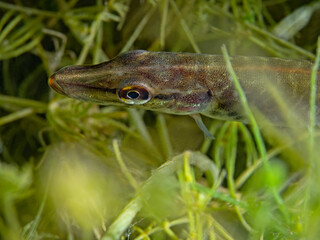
xmin=190 ymin=114 xmax=214 ymax=139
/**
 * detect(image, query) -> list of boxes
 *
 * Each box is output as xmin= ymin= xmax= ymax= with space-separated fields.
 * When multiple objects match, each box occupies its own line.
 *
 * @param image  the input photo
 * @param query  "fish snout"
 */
xmin=48 ymin=73 xmax=66 ymax=95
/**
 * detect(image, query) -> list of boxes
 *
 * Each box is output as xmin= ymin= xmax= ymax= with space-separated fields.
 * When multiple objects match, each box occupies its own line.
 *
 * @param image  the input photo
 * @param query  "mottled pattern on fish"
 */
xmin=49 ymin=50 xmax=320 ymax=124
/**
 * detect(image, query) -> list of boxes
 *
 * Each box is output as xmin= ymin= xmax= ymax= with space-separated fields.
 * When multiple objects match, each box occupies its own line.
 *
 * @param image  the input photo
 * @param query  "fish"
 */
xmin=49 ymin=50 xmax=320 ymax=137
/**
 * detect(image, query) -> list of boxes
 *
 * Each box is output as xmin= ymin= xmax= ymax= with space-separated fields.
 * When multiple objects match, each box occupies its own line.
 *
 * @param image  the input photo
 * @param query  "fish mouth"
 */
xmin=48 ymin=73 xmax=66 ymax=96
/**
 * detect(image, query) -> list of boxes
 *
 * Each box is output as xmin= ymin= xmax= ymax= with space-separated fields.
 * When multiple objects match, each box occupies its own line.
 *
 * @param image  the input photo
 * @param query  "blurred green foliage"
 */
xmin=1 ymin=0 xmax=320 ymax=239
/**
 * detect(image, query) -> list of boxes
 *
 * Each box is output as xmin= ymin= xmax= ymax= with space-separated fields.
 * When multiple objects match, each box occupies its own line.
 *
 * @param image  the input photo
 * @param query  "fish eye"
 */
xmin=118 ymin=85 xmax=151 ymax=104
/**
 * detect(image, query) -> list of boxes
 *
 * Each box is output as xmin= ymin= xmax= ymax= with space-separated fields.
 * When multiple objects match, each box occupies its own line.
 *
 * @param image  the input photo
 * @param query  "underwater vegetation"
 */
xmin=1 ymin=0 xmax=320 ymax=239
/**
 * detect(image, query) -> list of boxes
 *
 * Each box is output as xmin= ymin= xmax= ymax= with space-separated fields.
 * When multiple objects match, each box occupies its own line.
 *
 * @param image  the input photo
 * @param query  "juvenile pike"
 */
xmin=49 ymin=50 xmax=320 ymax=136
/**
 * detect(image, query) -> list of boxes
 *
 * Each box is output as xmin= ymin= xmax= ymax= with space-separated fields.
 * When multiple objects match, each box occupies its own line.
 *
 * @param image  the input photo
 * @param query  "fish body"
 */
xmin=49 ymin=50 xmax=319 ymax=125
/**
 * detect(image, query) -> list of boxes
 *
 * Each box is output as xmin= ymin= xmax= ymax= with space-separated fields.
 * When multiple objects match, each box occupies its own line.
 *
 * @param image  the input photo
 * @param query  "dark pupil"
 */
xmin=127 ymin=91 xmax=140 ymax=99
